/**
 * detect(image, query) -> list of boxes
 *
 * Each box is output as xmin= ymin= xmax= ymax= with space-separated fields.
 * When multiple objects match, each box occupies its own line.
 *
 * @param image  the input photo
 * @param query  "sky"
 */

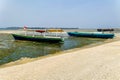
xmin=0 ymin=0 xmax=120 ymax=28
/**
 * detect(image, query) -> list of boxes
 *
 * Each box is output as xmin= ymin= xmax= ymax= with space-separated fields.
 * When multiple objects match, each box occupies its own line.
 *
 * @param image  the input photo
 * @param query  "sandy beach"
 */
xmin=0 ymin=33 xmax=120 ymax=80
xmin=0 ymin=30 xmax=26 ymax=34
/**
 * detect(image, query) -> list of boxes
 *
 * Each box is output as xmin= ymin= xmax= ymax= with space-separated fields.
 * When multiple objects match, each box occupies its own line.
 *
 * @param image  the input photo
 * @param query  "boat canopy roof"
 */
xmin=97 ymin=29 xmax=114 ymax=32
xmin=47 ymin=29 xmax=64 ymax=32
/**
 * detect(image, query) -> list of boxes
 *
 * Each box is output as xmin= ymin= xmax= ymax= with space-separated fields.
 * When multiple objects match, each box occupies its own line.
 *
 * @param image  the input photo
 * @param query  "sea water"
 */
xmin=0 ymin=34 xmax=105 ymax=65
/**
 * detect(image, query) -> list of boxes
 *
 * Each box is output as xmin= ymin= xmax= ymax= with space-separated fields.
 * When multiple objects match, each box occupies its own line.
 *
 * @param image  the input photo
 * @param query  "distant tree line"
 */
xmin=4 ymin=27 xmax=79 ymax=30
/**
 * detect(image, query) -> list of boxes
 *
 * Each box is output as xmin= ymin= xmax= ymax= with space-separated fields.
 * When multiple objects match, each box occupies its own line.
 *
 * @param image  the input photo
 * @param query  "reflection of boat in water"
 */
xmin=12 ymin=34 xmax=64 ymax=43
xmin=68 ymin=32 xmax=114 ymax=38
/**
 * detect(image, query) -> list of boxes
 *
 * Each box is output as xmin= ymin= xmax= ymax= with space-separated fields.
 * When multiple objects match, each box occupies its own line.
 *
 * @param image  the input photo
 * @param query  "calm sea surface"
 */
xmin=0 ymin=34 xmax=106 ymax=65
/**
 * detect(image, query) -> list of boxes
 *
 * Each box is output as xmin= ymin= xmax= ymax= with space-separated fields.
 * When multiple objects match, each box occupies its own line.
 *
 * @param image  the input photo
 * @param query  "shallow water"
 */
xmin=0 ymin=34 xmax=105 ymax=65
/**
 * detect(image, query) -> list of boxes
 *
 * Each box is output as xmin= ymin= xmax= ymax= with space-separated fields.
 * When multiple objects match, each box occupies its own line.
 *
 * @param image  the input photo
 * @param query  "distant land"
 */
xmin=0 ymin=27 xmax=120 ymax=31
xmin=0 ymin=27 xmax=79 ymax=30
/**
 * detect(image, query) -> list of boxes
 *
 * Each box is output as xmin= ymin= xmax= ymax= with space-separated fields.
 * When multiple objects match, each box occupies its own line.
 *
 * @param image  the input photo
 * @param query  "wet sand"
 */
xmin=0 ymin=34 xmax=120 ymax=80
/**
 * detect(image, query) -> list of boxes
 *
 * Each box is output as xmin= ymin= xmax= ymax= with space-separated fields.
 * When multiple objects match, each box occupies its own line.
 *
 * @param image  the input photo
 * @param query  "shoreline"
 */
xmin=0 ymin=33 xmax=119 ymax=68
xmin=0 ymin=37 xmax=120 ymax=79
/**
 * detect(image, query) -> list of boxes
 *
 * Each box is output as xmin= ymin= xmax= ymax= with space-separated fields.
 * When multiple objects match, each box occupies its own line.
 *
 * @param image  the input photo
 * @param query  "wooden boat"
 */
xmin=12 ymin=34 xmax=64 ymax=43
xmin=67 ymin=32 xmax=114 ymax=38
